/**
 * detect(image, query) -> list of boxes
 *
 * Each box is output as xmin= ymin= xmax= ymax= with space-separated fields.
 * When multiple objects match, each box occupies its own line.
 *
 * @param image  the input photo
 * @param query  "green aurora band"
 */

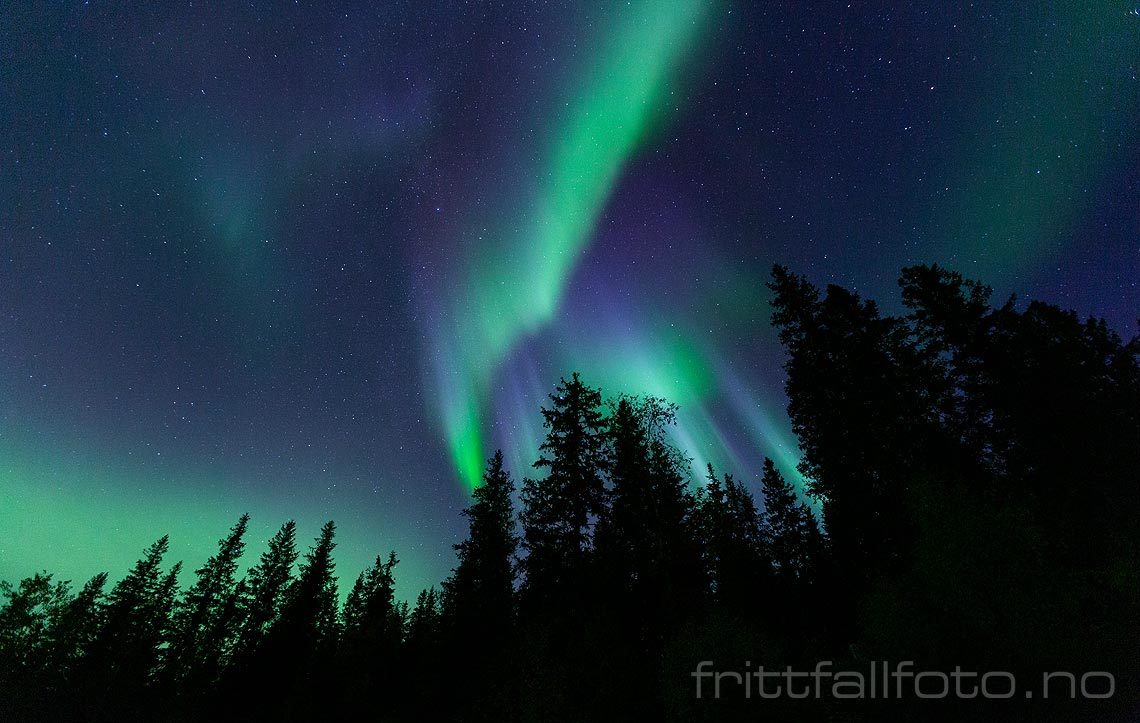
xmin=431 ymin=0 xmax=715 ymax=490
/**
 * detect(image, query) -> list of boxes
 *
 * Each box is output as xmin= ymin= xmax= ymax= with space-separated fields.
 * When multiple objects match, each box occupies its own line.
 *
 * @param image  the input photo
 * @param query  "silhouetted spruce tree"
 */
xmin=445 ymin=451 xmax=517 ymax=629
xmin=400 ymin=587 xmax=443 ymax=714
xmin=342 ymin=552 xmax=399 ymax=634
xmin=37 ymin=571 xmax=109 ymax=721
xmin=394 ymin=599 xmax=410 ymax=631
xmin=219 ymin=520 xmax=299 ymax=721
xmin=77 ymin=536 xmax=181 ymax=721
xmin=591 ymin=396 xmax=704 ymax=720
xmin=341 ymin=572 xmax=366 ymax=633
xmin=440 ymin=451 xmax=518 ymax=721
xmin=337 ymin=552 xmax=403 ymax=719
xmin=768 ymin=265 xmax=930 ymax=602
xmin=271 ymin=520 xmax=339 ymax=658
xmin=0 ymin=572 xmax=78 ymax=719
xmin=519 ymin=373 xmax=607 ymax=604
xmin=230 ymin=520 xmax=298 ymax=664
xmin=0 ymin=572 xmax=69 ymax=677
xmin=166 ymin=513 xmax=249 ymax=698
xmin=856 ymin=264 xmax=1140 ymax=680
xmin=240 ymin=521 xmax=339 ymax=721
xmin=596 ymin=397 xmax=703 ymax=601
xmin=760 ymin=458 xmax=824 ymax=585
xmin=406 ymin=587 xmax=440 ymax=646
xmin=517 ymin=373 xmax=609 ymax=722
xmin=666 ymin=466 xmax=784 ymax=719
xmin=694 ymin=465 xmax=769 ymax=609
xmin=46 ymin=573 xmax=107 ymax=670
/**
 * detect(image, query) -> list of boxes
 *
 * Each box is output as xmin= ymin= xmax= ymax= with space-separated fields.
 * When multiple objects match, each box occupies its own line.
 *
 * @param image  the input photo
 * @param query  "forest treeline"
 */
xmin=2 ymin=265 xmax=1138 ymax=722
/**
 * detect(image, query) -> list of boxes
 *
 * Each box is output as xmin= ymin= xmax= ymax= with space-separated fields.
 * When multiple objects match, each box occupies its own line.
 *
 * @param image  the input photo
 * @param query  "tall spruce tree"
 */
xmin=441 ymin=451 xmax=519 ymax=721
xmin=444 ymin=450 xmax=517 ymax=631
xmin=400 ymin=587 xmax=443 ymax=713
xmin=695 ymin=465 xmax=769 ymax=608
xmin=78 ymin=536 xmax=181 ymax=720
xmin=0 ymin=573 xmax=70 ymax=681
xmin=519 ymin=373 xmax=607 ymax=603
xmin=45 ymin=573 xmax=107 ymax=681
xmin=596 ymin=397 xmax=703 ymax=616
xmin=591 ymin=396 xmax=704 ymax=721
xmin=231 ymin=520 xmax=298 ymax=663
xmin=0 ymin=572 xmax=76 ymax=719
xmin=760 ymin=458 xmax=824 ymax=584
xmin=0 ymin=572 xmax=110 ymax=721
xmin=341 ymin=552 xmax=399 ymax=637
xmin=768 ymin=265 xmax=928 ymax=591
xmin=167 ymin=513 xmax=249 ymax=694
xmin=273 ymin=520 xmax=339 ymax=654
xmin=338 ymin=552 xmax=403 ymax=719
xmin=246 ymin=521 xmax=338 ymax=720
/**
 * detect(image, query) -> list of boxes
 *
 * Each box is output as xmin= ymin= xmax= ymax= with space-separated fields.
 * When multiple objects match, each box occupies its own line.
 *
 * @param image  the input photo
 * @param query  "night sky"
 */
xmin=2 ymin=2 xmax=1138 ymax=597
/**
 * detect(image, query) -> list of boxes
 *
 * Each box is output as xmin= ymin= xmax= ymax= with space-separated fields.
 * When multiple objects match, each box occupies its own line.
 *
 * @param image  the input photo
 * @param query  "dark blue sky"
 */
xmin=2 ymin=1 xmax=1136 ymax=596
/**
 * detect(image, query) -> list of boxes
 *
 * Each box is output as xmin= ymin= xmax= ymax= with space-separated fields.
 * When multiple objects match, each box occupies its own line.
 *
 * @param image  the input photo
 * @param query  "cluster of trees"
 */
xmin=2 ymin=264 xmax=1138 ymax=721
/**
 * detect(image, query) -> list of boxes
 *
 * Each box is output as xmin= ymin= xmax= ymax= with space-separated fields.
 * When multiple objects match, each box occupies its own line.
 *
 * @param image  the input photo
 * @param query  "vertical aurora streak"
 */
xmin=425 ymin=0 xmax=715 ymax=490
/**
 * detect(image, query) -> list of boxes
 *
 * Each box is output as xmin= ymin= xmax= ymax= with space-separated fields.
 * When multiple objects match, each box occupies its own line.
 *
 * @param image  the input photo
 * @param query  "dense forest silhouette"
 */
xmin=2 ymin=265 xmax=1138 ymax=722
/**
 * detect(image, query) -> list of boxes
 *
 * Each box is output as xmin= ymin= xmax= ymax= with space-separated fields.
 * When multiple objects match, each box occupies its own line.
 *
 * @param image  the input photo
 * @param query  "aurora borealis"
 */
xmin=2 ymin=2 xmax=1138 ymax=597
xmin=420 ymin=0 xmax=715 ymax=490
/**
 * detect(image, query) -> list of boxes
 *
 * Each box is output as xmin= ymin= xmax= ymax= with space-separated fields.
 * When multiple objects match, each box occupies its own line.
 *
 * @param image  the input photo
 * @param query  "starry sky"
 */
xmin=2 ymin=1 xmax=1138 ymax=598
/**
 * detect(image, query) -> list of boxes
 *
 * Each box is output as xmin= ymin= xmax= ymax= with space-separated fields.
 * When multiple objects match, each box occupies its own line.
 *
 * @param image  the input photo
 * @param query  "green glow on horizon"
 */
xmin=437 ymin=0 xmax=714 ymax=489
xmin=0 ymin=438 xmax=438 ymax=601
